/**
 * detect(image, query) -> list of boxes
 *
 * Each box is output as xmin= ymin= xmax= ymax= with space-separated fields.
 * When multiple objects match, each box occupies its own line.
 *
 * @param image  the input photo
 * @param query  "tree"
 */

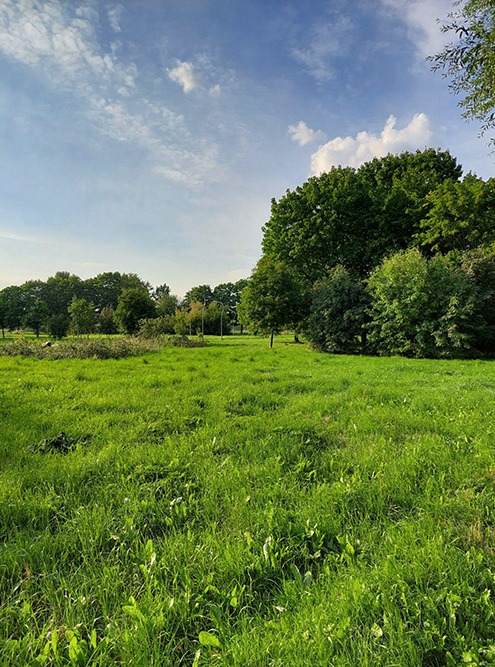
xmin=429 ymin=0 xmax=495 ymax=145
xmin=418 ymin=173 xmax=495 ymax=254
xmin=47 ymin=314 xmax=69 ymax=340
xmin=2 ymin=285 xmax=26 ymax=330
xmin=68 ymin=297 xmax=97 ymax=337
xmin=99 ymin=306 xmax=118 ymax=335
xmin=84 ymin=272 xmax=150 ymax=311
xmin=262 ymin=150 xmax=462 ymax=285
xmin=309 ymin=266 xmax=370 ymax=354
xmin=156 ymin=292 xmax=180 ymax=317
xmin=24 ymin=300 xmax=49 ymax=338
xmin=237 ymin=257 xmax=308 ymax=347
xmin=0 ymin=294 xmax=8 ymax=338
xmin=45 ymin=272 xmax=85 ymax=317
xmin=183 ymin=285 xmax=213 ymax=307
xmin=212 ymin=280 xmax=248 ymax=328
xmin=115 ymin=288 xmax=157 ymax=334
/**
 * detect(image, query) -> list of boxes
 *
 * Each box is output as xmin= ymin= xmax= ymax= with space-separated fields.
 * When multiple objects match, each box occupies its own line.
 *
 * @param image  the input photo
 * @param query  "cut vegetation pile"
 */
xmin=0 ymin=335 xmax=206 ymax=360
xmin=1 ymin=335 xmax=495 ymax=666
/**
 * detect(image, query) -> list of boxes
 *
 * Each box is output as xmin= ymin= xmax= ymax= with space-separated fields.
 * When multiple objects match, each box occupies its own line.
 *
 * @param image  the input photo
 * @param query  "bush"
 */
xmin=367 ymin=248 xmax=479 ymax=358
xmin=138 ymin=317 xmax=175 ymax=338
xmin=308 ymin=265 xmax=369 ymax=353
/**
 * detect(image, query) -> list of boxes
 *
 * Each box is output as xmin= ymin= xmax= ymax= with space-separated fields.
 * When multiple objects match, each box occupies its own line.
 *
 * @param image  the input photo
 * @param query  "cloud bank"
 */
xmin=311 ymin=113 xmax=433 ymax=173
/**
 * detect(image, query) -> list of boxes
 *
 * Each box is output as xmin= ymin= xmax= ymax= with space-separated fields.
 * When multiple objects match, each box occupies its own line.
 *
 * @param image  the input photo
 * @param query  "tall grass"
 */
xmin=1 ymin=336 xmax=495 ymax=665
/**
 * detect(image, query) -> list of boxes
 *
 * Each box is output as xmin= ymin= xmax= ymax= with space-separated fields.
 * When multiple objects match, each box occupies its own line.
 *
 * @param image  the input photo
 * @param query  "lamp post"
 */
xmin=201 ymin=302 xmax=205 ymax=342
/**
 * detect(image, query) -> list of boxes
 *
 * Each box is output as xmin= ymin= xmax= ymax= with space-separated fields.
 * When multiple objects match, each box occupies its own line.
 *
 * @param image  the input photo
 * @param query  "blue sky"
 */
xmin=0 ymin=0 xmax=492 ymax=296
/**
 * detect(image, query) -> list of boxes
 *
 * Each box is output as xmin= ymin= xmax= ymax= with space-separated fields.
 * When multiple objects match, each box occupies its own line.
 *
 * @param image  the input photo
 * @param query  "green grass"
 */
xmin=2 ymin=335 xmax=495 ymax=665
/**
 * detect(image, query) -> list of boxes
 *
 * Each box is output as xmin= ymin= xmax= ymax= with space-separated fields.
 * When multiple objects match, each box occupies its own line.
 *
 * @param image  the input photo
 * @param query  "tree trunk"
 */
xmin=270 ymin=331 xmax=274 ymax=348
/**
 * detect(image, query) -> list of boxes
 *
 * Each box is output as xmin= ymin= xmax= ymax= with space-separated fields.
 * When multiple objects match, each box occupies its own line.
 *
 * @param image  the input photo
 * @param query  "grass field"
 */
xmin=2 ymin=334 xmax=495 ymax=666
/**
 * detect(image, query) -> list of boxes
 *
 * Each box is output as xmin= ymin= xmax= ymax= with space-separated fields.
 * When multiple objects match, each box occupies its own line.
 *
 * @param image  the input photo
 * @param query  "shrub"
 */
xmin=308 ymin=265 xmax=369 ymax=353
xmin=367 ymin=248 xmax=479 ymax=358
xmin=138 ymin=317 xmax=175 ymax=338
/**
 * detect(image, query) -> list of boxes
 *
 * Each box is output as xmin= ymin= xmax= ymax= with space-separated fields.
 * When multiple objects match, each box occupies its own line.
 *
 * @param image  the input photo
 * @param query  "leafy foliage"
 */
xmin=68 ymin=297 xmax=97 ymax=337
xmin=419 ymin=173 xmax=495 ymax=253
xmin=309 ymin=266 xmax=370 ymax=353
xmin=367 ymin=248 xmax=481 ymax=358
xmin=238 ymin=257 xmax=308 ymax=345
xmin=98 ymin=305 xmax=118 ymax=335
xmin=47 ymin=314 xmax=69 ymax=340
xmin=115 ymin=288 xmax=157 ymax=334
xmin=183 ymin=285 xmax=214 ymax=307
xmin=429 ymin=0 xmax=495 ymax=144
xmin=262 ymin=149 xmax=462 ymax=283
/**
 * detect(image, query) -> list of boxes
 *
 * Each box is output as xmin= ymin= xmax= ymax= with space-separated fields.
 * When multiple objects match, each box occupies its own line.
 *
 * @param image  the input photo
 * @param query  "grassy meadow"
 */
xmin=2 ymin=334 xmax=495 ymax=665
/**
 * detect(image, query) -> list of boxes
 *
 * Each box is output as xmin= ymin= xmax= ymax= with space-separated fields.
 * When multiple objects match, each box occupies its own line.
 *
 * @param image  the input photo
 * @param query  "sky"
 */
xmin=0 ymin=0 xmax=493 ymax=296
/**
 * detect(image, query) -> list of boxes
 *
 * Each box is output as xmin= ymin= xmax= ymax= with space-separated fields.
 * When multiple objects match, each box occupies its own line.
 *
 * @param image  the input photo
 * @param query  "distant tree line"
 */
xmin=238 ymin=148 xmax=495 ymax=357
xmin=0 ymin=270 xmax=248 ymax=340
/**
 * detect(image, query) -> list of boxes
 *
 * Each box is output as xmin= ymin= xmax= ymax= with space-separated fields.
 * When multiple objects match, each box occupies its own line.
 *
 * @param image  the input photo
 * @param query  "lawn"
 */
xmin=1 ymin=335 xmax=495 ymax=666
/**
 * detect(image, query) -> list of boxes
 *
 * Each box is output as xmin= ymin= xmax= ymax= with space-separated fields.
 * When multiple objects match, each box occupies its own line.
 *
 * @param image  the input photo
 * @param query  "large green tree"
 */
xmin=262 ymin=149 xmax=462 ymax=284
xmin=429 ymin=0 xmax=495 ymax=144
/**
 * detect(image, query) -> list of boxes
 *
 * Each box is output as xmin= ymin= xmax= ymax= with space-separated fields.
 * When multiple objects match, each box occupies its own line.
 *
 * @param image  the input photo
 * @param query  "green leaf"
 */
xmin=198 ymin=631 xmax=221 ymax=648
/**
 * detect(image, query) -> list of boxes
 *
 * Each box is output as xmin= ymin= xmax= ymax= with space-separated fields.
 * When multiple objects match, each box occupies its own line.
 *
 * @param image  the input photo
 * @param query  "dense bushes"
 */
xmin=307 ymin=247 xmax=495 ymax=359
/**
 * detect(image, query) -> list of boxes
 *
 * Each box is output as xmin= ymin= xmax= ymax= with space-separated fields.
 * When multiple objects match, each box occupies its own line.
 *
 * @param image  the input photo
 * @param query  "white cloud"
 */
xmin=311 ymin=113 xmax=433 ymax=173
xmin=107 ymin=4 xmax=123 ymax=33
xmin=0 ymin=1 xmax=218 ymax=186
xmin=290 ymin=17 xmax=354 ymax=82
xmin=209 ymin=84 xmax=221 ymax=97
xmin=167 ymin=60 xmax=199 ymax=93
xmin=288 ymin=120 xmax=325 ymax=146
xmin=380 ymin=0 xmax=453 ymax=59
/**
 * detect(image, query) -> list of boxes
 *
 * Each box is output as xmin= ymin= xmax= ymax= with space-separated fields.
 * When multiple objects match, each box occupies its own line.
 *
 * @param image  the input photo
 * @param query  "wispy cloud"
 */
xmin=288 ymin=120 xmax=325 ymax=146
xmin=290 ymin=16 xmax=354 ymax=82
xmin=380 ymin=0 xmax=453 ymax=59
xmin=311 ymin=113 xmax=432 ymax=173
xmin=107 ymin=3 xmax=123 ymax=33
xmin=0 ymin=0 xmax=219 ymax=186
xmin=167 ymin=59 xmax=199 ymax=93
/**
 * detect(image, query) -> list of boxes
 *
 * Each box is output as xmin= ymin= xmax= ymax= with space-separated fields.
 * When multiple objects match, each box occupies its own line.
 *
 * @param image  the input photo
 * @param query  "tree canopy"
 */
xmin=238 ymin=257 xmax=308 ymax=347
xmin=262 ymin=149 xmax=462 ymax=284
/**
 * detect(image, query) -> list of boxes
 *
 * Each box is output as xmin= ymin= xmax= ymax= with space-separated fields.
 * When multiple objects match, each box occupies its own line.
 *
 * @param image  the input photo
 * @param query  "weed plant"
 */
xmin=2 ymin=336 xmax=495 ymax=665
